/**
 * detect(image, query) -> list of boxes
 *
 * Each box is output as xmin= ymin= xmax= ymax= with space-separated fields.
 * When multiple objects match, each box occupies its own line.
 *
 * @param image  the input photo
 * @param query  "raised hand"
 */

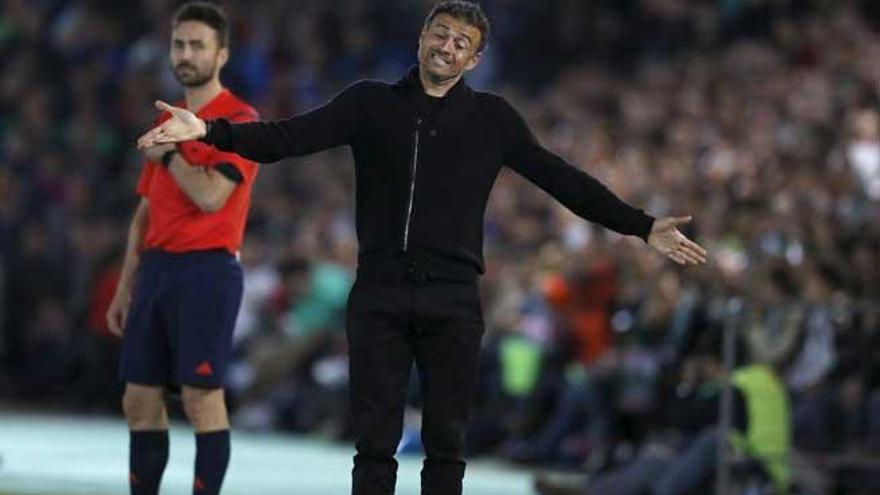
xmin=647 ymin=215 xmax=708 ymax=266
xmin=136 ymin=100 xmax=206 ymax=149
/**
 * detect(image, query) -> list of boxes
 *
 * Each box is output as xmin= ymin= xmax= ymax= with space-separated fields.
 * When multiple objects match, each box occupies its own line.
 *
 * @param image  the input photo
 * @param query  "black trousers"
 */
xmin=347 ymin=261 xmax=484 ymax=495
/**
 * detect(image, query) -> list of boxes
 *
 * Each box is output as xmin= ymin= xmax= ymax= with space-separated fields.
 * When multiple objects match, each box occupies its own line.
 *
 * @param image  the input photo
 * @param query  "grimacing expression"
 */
xmin=170 ymin=21 xmax=228 ymax=88
xmin=417 ymin=14 xmax=482 ymax=84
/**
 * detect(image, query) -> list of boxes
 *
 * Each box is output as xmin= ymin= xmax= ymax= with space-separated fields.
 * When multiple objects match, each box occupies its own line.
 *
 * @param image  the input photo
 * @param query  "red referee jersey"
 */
xmin=137 ymin=89 xmax=259 ymax=254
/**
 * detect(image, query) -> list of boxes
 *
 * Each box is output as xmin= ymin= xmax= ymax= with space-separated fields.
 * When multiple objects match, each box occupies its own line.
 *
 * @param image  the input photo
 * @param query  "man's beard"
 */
xmin=172 ymin=62 xmax=215 ymax=88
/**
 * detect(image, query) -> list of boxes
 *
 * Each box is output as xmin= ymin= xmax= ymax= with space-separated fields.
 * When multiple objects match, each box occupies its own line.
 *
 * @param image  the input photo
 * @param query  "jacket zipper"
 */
xmin=402 ymin=118 xmax=422 ymax=251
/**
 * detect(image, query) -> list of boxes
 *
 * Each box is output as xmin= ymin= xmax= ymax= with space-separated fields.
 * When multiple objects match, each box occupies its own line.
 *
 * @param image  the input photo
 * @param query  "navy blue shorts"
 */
xmin=119 ymin=249 xmax=243 ymax=389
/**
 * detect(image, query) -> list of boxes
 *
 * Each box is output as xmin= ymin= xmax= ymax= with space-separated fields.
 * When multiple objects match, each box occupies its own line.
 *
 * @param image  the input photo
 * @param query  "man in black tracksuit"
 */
xmin=138 ymin=3 xmax=708 ymax=494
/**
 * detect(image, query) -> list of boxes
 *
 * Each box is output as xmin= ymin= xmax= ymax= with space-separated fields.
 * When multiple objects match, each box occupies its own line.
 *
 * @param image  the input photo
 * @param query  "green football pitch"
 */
xmin=0 ymin=411 xmax=531 ymax=494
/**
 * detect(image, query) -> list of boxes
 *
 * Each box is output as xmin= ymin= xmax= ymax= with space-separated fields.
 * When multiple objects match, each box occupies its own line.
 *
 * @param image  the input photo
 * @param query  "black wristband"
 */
xmin=214 ymin=162 xmax=245 ymax=184
xmin=200 ymin=120 xmax=214 ymax=143
xmin=161 ymin=149 xmax=178 ymax=168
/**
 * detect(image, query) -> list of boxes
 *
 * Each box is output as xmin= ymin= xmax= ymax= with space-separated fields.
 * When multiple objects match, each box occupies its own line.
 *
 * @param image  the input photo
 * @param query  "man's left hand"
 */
xmin=144 ymin=143 xmax=176 ymax=162
xmin=647 ymin=216 xmax=708 ymax=266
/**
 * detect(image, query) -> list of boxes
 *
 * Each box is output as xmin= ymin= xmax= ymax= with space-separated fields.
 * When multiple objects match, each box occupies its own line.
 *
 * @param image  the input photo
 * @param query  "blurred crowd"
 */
xmin=1 ymin=0 xmax=879 ymax=493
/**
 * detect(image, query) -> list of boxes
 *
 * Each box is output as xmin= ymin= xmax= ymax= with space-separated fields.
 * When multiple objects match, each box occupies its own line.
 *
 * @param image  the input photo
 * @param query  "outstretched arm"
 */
xmin=500 ymin=100 xmax=706 ymax=266
xmin=137 ymin=83 xmax=367 ymax=163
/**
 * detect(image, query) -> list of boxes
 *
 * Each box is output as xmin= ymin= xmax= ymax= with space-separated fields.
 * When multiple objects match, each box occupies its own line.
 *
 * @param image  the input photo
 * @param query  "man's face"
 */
xmin=417 ymin=14 xmax=482 ymax=84
xmin=170 ymin=21 xmax=228 ymax=88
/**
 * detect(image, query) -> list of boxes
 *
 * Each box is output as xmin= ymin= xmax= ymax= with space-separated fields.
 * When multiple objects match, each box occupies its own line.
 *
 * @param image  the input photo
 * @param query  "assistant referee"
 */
xmin=110 ymin=3 xmax=258 ymax=494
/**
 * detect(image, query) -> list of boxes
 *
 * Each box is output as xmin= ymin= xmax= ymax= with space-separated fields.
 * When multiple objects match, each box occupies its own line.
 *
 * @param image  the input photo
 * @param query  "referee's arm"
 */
xmin=107 ymin=198 xmax=149 ymax=336
xmin=162 ymin=149 xmax=238 ymax=213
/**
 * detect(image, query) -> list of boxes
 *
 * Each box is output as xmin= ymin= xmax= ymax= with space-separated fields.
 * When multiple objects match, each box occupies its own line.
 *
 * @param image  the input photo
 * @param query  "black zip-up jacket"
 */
xmin=203 ymin=67 xmax=655 ymax=278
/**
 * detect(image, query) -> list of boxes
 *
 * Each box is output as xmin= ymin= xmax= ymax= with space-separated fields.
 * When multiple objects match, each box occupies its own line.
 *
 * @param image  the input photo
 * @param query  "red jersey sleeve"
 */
xmin=206 ymin=107 xmax=260 ymax=181
xmin=177 ymin=106 xmax=259 ymax=174
xmin=177 ymin=140 xmax=214 ymax=166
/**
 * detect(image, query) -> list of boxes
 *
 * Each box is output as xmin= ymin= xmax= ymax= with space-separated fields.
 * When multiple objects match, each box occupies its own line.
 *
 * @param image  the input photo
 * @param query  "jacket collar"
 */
xmin=393 ymin=65 xmax=474 ymax=122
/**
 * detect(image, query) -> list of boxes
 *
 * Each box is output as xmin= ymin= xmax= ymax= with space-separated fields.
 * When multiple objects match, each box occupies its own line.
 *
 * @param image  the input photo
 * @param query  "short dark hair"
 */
xmin=424 ymin=1 xmax=490 ymax=53
xmin=172 ymin=1 xmax=229 ymax=48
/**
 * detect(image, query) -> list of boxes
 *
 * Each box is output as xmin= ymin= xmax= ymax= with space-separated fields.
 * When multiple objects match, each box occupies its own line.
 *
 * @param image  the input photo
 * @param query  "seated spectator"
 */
xmin=534 ymin=328 xmax=792 ymax=495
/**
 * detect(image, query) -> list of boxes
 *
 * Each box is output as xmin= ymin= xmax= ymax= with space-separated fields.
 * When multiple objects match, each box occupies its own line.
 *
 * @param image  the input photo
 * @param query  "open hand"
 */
xmin=137 ymin=100 xmax=206 ymax=149
xmin=647 ymin=216 xmax=708 ymax=266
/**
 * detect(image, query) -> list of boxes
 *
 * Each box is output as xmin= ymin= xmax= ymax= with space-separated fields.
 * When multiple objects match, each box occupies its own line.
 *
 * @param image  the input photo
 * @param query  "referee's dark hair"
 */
xmin=172 ymin=1 xmax=230 ymax=48
xmin=424 ymin=1 xmax=490 ymax=53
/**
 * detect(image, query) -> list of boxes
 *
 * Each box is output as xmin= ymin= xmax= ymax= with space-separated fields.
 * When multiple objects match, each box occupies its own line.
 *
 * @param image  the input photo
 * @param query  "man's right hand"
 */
xmin=137 ymin=100 xmax=206 ymax=149
xmin=106 ymin=292 xmax=131 ymax=337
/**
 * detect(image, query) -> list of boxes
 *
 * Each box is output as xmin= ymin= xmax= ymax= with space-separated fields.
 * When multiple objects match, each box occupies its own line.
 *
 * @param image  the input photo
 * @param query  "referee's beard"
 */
xmin=172 ymin=61 xmax=216 ymax=88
